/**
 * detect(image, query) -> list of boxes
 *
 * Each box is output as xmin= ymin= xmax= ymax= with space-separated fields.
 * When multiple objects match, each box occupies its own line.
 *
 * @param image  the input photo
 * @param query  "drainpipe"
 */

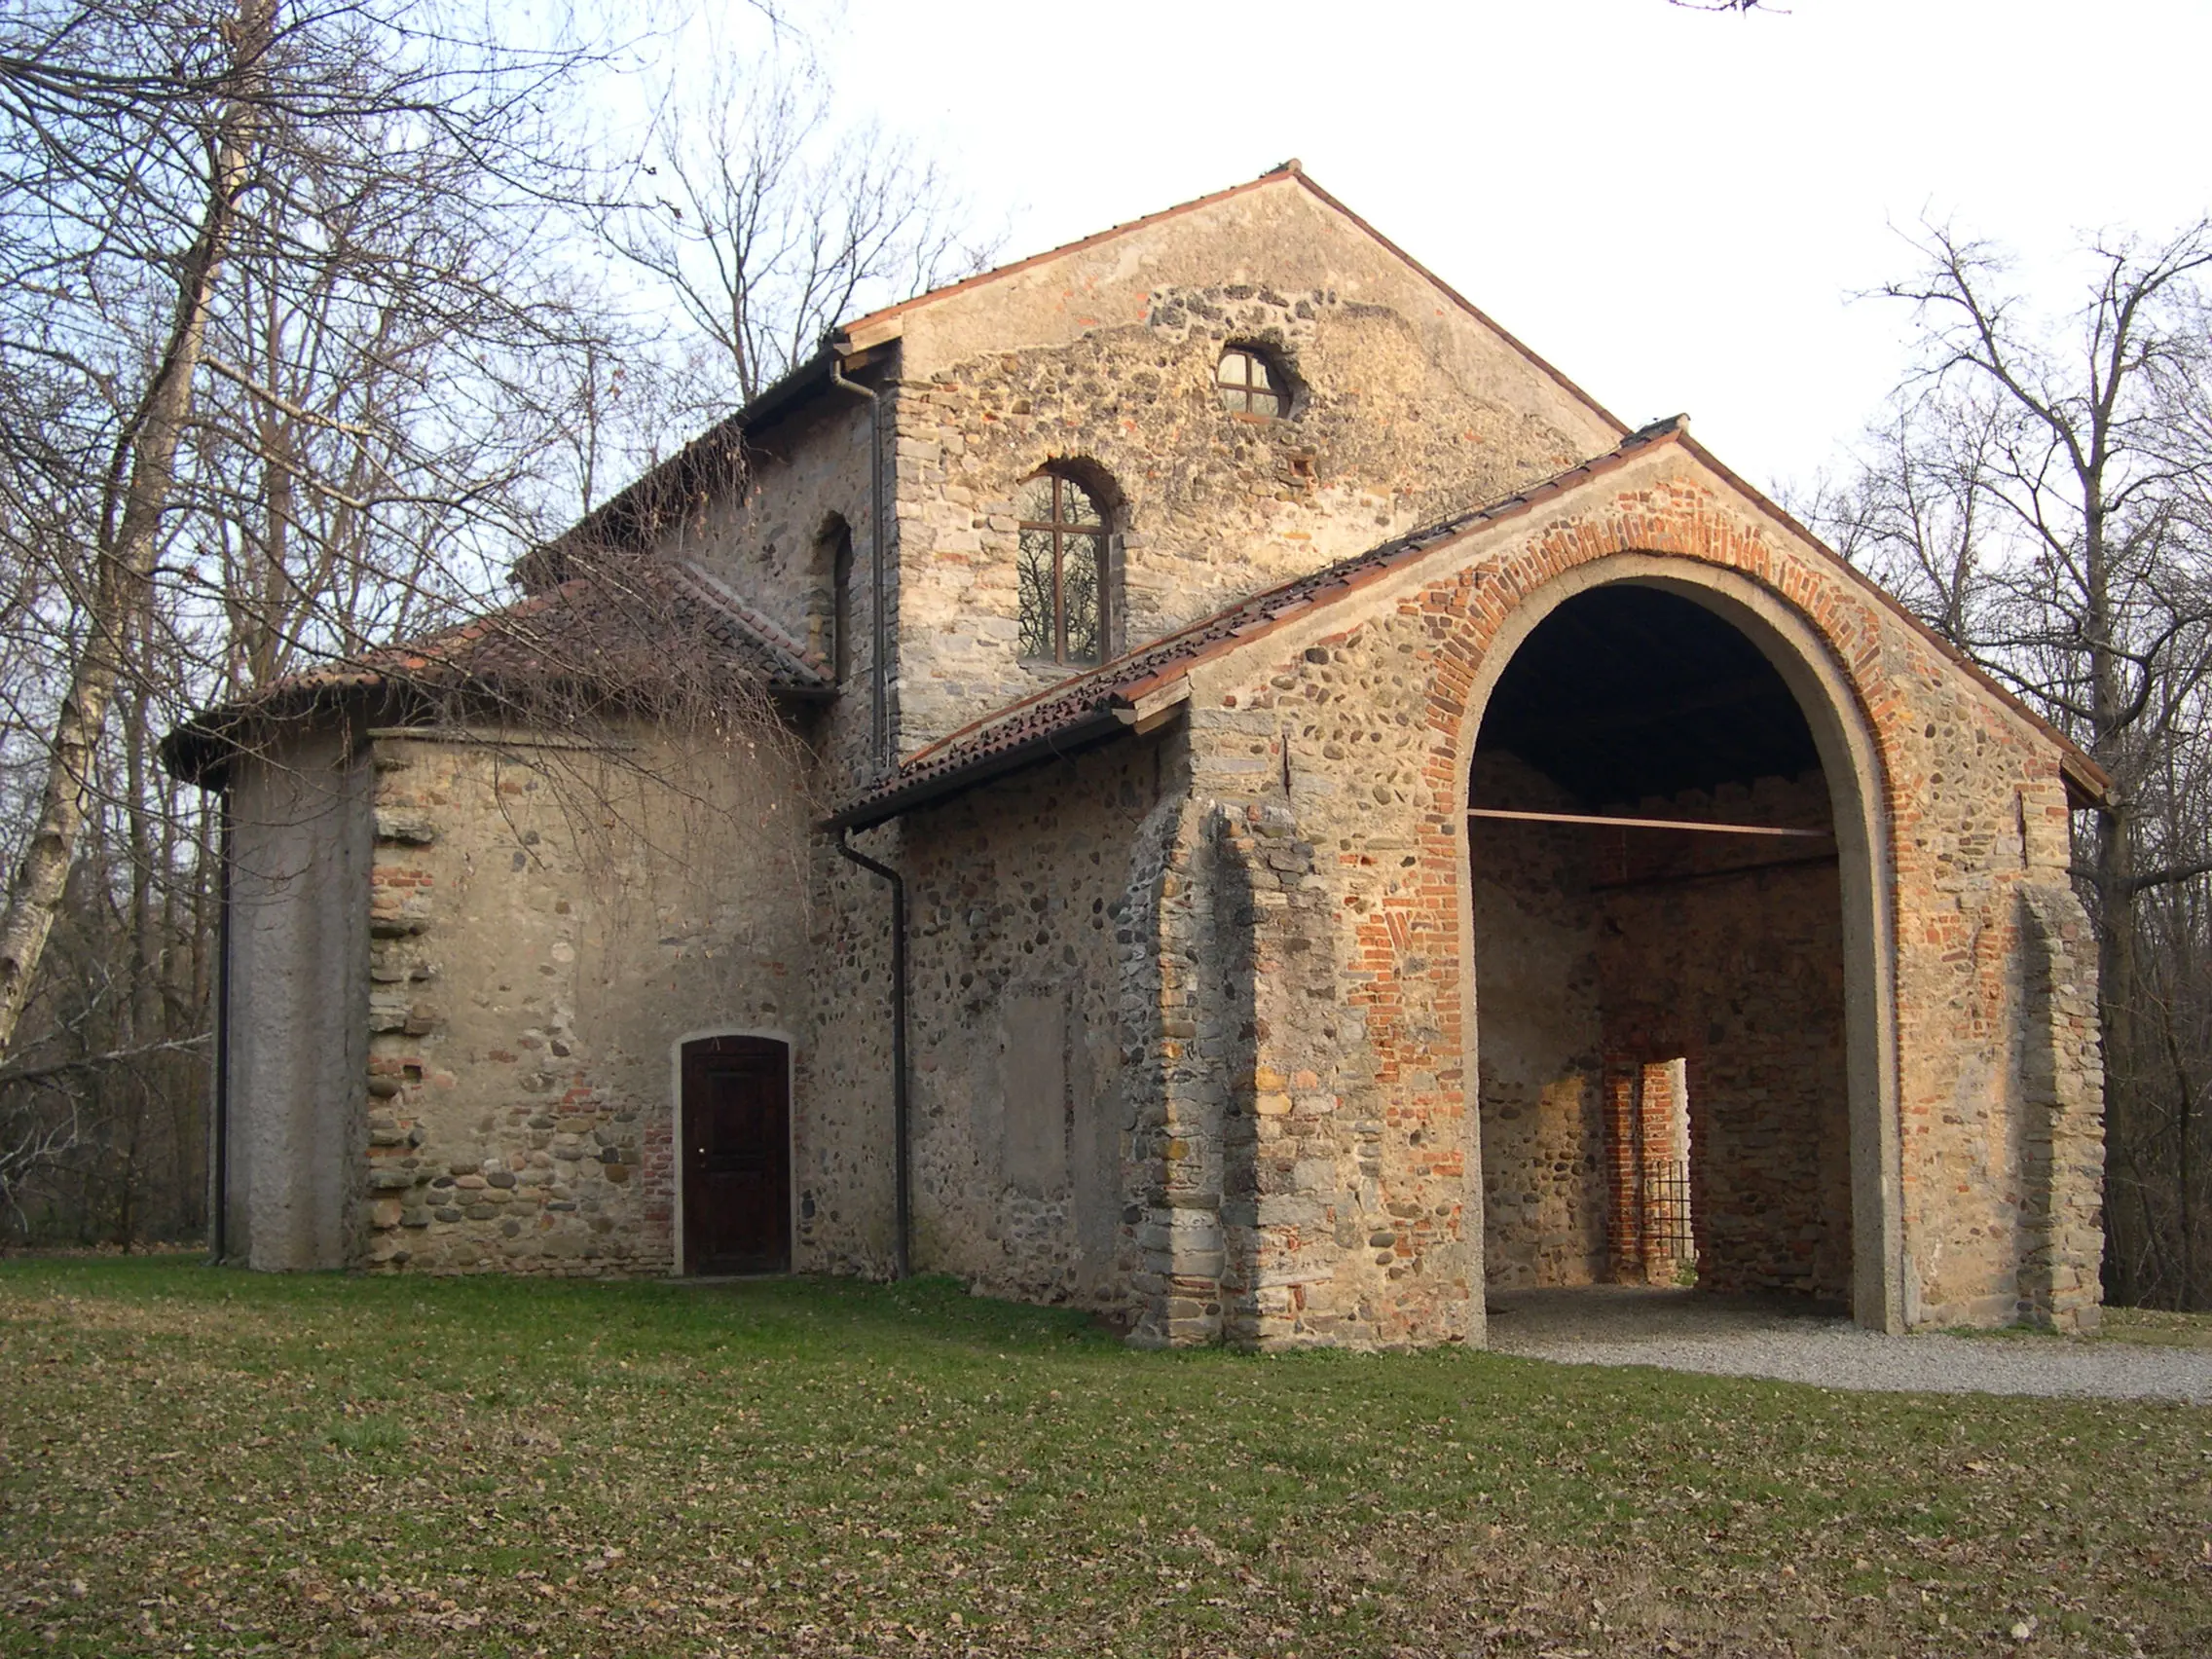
xmin=834 ymin=830 xmax=909 ymax=1280
xmin=825 ymin=349 xmax=888 ymax=775
xmin=208 ymin=792 xmax=233 ymax=1265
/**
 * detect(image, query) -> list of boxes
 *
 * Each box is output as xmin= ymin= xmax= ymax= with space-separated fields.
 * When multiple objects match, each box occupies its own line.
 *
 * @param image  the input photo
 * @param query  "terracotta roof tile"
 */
xmin=165 ymin=558 xmax=830 ymax=782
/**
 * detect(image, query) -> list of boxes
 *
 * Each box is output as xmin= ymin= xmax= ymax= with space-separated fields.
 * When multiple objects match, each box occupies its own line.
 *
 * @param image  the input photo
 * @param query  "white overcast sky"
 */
xmin=774 ymin=0 xmax=2207 ymax=498
xmin=596 ymin=0 xmax=2211 ymax=496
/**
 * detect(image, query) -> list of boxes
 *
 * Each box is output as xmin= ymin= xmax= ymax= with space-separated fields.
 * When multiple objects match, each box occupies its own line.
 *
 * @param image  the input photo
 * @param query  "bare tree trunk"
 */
xmin=0 ymin=0 xmax=271 ymax=1063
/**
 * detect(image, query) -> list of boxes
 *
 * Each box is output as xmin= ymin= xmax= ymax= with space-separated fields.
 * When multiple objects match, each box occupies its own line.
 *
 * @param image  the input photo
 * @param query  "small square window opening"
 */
xmin=1217 ymin=347 xmax=1288 ymax=418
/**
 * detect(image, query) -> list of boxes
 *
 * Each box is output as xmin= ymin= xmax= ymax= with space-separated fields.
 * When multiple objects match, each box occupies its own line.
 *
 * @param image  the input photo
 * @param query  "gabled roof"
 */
xmin=164 ymin=559 xmax=831 ymax=785
xmin=837 ymin=160 xmax=1626 ymax=439
xmin=824 ymin=419 xmax=2108 ymax=831
xmin=523 ymin=162 xmax=1627 ymax=580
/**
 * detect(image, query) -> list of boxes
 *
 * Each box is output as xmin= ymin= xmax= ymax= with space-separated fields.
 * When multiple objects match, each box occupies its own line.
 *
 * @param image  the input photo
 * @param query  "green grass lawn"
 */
xmin=1 ymin=1261 xmax=2207 ymax=1657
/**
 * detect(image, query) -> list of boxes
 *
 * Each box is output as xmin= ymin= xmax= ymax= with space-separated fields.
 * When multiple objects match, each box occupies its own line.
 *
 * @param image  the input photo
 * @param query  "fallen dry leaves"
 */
xmin=2 ymin=1260 xmax=2208 ymax=1657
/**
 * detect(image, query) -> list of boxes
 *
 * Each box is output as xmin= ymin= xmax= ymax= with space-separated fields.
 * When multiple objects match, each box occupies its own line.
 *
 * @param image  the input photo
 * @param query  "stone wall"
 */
xmin=351 ymin=719 xmax=813 ymax=1274
xmin=886 ymin=285 xmax=1599 ymax=754
xmin=1139 ymin=437 xmax=2104 ymax=1341
xmin=1467 ymin=757 xmax=1852 ymax=1302
xmin=222 ymin=729 xmax=374 ymax=1270
xmin=792 ymin=841 xmax=901 ymax=1279
xmin=1121 ymin=662 xmax=1484 ymax=1349
xmin=1467 ymin=755 xmax=1605 ymax=1291
xmin=1593 ymin=772 xmax=1851 ymax=1300
xmin=874 ymin=173 xmax=1622 ymax=758
xmin=811 ymin=735 xmax=1175 ymax=1305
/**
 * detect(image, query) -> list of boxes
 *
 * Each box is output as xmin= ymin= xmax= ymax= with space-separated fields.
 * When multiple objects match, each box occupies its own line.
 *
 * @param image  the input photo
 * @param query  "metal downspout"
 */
xmin=827 ymin=346 xmax=907 ymax=1275
xmin=834 ymin=830 xmax=909 ymax=1280
xmin=209 ymin=793 xmax=233 ymax=1265
xmin=826 ymin=351 xmax=888 ymax=775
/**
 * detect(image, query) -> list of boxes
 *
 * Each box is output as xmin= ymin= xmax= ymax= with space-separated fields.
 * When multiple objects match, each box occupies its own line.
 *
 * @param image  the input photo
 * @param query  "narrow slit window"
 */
xmin=1016 ymin=472 xmax=1106 ymax=666
xmin=1217 ymin=347 xmax=1288 ymax=418
xmin=830 ymin=524 xmax=854 ymax=683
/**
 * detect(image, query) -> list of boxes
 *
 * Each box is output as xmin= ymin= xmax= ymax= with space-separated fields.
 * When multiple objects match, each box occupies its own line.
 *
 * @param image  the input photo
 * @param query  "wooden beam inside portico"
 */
xmin=1468 ymin=807 xmax=1832 ymax=838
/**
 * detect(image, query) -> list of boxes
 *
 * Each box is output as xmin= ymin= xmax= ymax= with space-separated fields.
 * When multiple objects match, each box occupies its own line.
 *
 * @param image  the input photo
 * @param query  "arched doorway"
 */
xmin=1462 ymin=570 xmax=1899 ymax=1327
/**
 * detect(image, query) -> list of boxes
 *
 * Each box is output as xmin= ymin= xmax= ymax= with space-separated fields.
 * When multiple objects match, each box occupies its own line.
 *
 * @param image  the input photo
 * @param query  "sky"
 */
xmin=780 ymin=0 xmax=2212 ymax=498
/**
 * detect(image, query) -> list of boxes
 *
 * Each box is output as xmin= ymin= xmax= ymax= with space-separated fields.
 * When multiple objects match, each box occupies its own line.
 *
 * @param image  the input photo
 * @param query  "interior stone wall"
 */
xmin=1467 ymin=753 xmax=1606 ymax=1291
xmin=1593 ymin=772 xmax=1853 ymax=1300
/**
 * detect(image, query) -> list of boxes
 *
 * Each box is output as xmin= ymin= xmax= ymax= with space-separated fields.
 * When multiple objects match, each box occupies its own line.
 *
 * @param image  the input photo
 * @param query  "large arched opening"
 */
xmin=1460 ymin=564 xmax=1900 ymax=1329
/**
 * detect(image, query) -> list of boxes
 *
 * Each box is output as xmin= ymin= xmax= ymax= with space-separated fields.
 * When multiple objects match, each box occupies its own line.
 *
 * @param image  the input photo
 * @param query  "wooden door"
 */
xmin=682 ymin=1036 xmax=791 ymax=1274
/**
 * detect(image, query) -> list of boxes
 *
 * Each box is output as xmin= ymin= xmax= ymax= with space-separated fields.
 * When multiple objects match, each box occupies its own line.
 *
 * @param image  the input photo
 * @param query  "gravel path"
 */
xmin=1486 ymin=1286 xmax=2212 ymax=1403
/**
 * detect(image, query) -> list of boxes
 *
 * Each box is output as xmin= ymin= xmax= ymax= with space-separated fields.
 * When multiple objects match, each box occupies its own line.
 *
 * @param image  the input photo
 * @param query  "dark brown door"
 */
xmin=682 ymin=1036 xmax=791 ymax=1274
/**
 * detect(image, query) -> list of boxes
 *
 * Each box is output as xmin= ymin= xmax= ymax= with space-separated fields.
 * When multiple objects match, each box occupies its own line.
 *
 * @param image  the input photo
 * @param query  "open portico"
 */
xmin=946 ymin=419 xmax=2110 ymax=1347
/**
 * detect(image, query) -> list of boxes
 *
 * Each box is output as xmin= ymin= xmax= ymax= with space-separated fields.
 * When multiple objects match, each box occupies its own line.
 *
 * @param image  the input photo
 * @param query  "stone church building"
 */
xmin=168 ymin=164 xmax=2108 ymax=1346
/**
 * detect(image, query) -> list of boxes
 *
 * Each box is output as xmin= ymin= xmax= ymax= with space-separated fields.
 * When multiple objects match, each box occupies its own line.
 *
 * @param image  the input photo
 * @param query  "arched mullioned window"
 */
xmin=1016 ymin=470 xmax=1107 ymax=665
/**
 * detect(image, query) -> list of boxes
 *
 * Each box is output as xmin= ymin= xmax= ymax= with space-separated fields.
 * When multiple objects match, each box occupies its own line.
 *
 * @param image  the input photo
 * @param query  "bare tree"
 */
xmin=1818 ymin=220 xmax=2212 ymax=1306
xmin=0 ymin=0 xmax=276 ymax=1064
xmin=0 ymin=3 xmax=988 ymax=1243
xmin=0 ymin=0 xmax=622 ymax=1065
xmin=615 ymin=49 xmax=991 ymax=409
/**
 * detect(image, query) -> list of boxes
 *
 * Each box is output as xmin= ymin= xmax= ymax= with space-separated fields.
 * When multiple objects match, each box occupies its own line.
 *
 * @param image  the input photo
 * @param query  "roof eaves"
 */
xmin=164 ymin=559 xmax=834 ymax=787
xmin=822 ymin=706 xmax=1134 ymax=833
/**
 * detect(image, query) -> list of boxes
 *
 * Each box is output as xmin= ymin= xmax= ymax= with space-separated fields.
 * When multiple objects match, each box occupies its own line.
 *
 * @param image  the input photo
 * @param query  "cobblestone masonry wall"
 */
xmin=1147 ymin=442 xmax=2103 ymax=1343
xmin=901 ymin=741 xmax=1168 ymax=1301
xmin=1593 ymin=772 xmax=1851 ymax=1300
xmin=887 ymin=287 xmax=1595 ymax=753
xmin=1467 ymin=754 xmax=1605 ymax=1292
xmin=793 ymin=839 xmax=901 ymax=1279
xmin=355 ymin=722 xmax=812 ymax=1274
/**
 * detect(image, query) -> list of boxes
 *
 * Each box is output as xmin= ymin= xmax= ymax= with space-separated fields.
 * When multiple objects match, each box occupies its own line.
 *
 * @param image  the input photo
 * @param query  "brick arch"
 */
xmin=1423 ymin=517 xmax=1906 ymax=1332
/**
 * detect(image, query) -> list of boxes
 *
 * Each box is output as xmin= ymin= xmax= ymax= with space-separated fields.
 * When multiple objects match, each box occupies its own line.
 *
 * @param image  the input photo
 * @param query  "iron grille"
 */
xmin=1641 ymin=1159 xmax=1696 ymax=1262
